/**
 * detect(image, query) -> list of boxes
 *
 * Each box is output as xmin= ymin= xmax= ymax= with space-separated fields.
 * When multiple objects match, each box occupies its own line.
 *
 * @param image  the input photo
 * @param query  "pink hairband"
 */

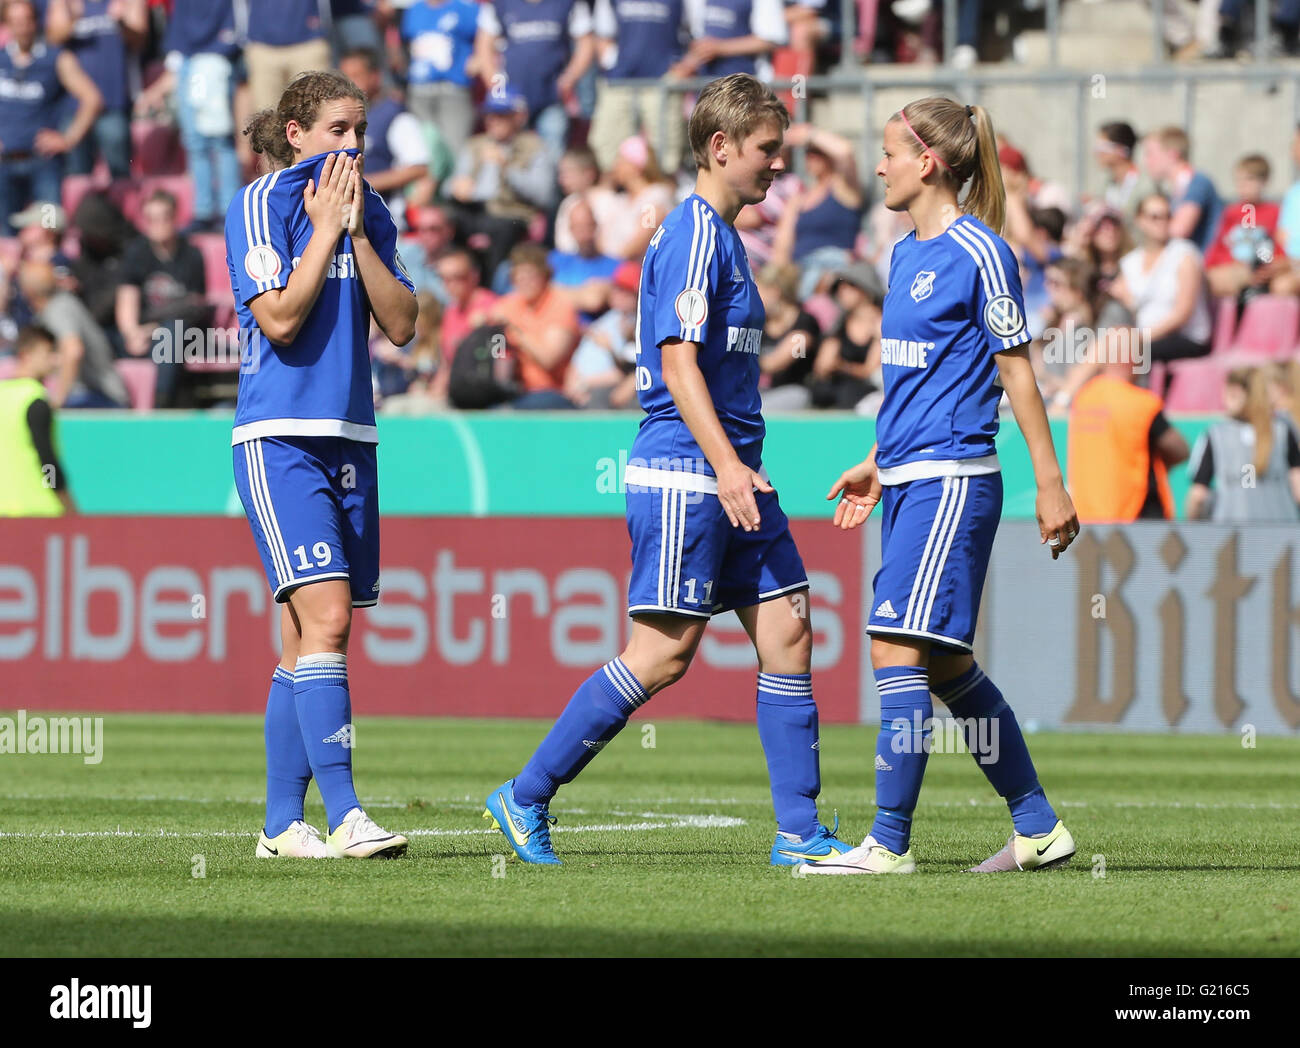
xmin=900 ymin=110 xmax=953 ymax=173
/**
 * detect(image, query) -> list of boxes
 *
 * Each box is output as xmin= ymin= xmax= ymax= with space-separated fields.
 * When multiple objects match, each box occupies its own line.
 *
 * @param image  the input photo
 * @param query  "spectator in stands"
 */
xmin=0 ymin=0 xmax=102 ymax=235
xmin=1207 ymin=0 xmax=1300 ymax=59
xmin=474 ymin=0 xmax=595 ymax=162
xmin=0 ymin=324 xmax=75 ymax=515
xmin=494 ymin=242 xmax=579 ymax=409
xmin=545 ymin=196 xmax=619 ymax=320
xmin=137 ymin=0 xmax=239 ymax=234
xmin=436 ymin=244 xmax=497 ymax=378
xmin=757 ymin=260 xmax=819 ymax=412
xmin=115 ymin=189 xmax=210 ymax=409
xmin=10 ymin=201 xmax=71 ymax=276
xmin=1186 ymin=366 xmax=1300 ymax=522
xmin=809 ymin=260 xmax=882 ymax=411
xmin=1067 ymin=350 xmax=1189 ymax=523
xmin=1110 ymin=192 xmax=1212 ymax=374
xmin=46 ymin=0 xmax=146 ymax=179
xmin=770 ymin=123 xmax=863 ymax=300
xmin=400 ymin=203 xmax=457 ymax=303
xmin=1141 ymin=126 xmax=1223 ymax=254
xmin=588 ymin=0 xmax=693 ymax=175
xmin=1204 ymin=153 xmax=1299 ymax=302
xmin=668 ymin=0 xmax=787 ymax=81
xmin=241 ymin=0 xmax=333 ymax=113
xmin=1006 ymin=202 xmax=1065 ymax=340
xmin=339 ymin=47 xmax=434 ymax=223
xmin=1094 ymin=120 xmax=1155 ymax=219
xmin=563 ymin=258 xmax=639 ymax=409
xmin=332 ymin=0 xmax=384 ymax=55
xmin=588 ymin=133 xmax=674 ymax=261
xmin=998 ymin=141 xmax=1072 ymax=215
xmin=448 ymin=86 xmax=554 ymax=283
xmin=552 ymin=145 xmax=602 ymax=253
xmin=1033 ymin=255 xmax=1094 ymax=404
xmin=378 ymin=290 xmax=448 ymax=413
xmin=1073 ymin=206 xmax=1132 ymax=302
xmin=1267 ymin=359 xmax=1300 ymax=422
xmin=20 ymin=258 xmax=127 ymax=408
xmin=401 ymin=0 xmax=479 ymax=158
xmin=1279 ymin=124 xmax=1300 ymax=263
xmin=67 ymin=188 xmax=133 ymax=343
xmin=783 ymin=0 xmax=829 ymax=67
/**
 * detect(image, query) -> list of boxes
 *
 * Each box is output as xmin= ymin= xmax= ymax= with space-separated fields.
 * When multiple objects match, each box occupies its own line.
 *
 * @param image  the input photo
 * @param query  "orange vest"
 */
xmin=1068 ymin=376 xmax=1174 ymax=522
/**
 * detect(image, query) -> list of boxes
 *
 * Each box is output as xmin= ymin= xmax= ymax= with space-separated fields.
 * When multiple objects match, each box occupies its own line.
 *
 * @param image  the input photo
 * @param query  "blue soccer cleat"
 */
xmin=770 ymin=814 xmax=855 ymax=866
xmin=483 ymin=779 xmax=562 ymax=865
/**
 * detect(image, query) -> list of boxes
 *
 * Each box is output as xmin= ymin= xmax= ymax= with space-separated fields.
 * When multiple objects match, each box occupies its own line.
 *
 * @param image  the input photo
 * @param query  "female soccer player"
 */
xmin=805 ymin=98 xmax=1081 ymax=875
xmin=484 ymin=73 xmax=852 ymax=867
xmin=226 ymin=72 xmax=417 ymax=859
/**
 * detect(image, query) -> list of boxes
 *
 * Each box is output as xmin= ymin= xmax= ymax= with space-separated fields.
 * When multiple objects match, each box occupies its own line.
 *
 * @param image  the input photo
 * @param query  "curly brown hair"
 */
xmin=242 ymin=70 xmax=367 ymax=169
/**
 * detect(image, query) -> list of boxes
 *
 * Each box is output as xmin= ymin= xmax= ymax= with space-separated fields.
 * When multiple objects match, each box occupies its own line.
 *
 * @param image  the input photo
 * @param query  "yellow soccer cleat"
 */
xmin=255 ymin=820 xmax=330 ymax=859
xmin=798 ymin=834 xmax=916 ymax=875
xmin=967 ymin=820 xmax=1075 ymax=872
xmin=325 ymin=808 xmax=408 ymax=859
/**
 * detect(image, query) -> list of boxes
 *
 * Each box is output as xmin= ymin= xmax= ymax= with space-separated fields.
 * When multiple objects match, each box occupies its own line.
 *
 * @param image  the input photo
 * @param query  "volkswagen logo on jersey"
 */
xmin=674 ymin=288 xmax=709 ymax=328
xmin=244 ymin=244 xmax=282 ymax=283
xmin=910 ymin=270 xmax=937 ymax=302
xmin=984 ymin=293 xmax=1026 ymax=338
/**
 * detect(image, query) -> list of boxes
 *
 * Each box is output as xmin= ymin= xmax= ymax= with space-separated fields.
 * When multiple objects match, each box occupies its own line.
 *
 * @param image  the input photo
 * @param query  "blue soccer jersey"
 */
xmin=875 ymin=213 xmax=1031 ymax=485
xmin=225 ymin=148 xmax=415 ymax=446
xmin=631 ymin=194 xmax=765 ymax=476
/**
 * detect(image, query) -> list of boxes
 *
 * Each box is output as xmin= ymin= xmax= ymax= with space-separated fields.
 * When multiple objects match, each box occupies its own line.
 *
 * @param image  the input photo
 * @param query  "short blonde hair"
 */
xmin=688 ymin=73 xmax=790 ymax=170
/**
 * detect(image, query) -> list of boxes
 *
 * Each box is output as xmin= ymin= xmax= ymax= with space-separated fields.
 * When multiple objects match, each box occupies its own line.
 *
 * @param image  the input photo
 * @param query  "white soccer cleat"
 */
xmin=967 ymin=820 xmax=1076 ymax=872
xmin=798 ymin=834 xmax=916 ymax=875
xmin=255 ymin=820 xmax=330 ymax=859
xmin=325 ymin=807 xmax=408 ymax=859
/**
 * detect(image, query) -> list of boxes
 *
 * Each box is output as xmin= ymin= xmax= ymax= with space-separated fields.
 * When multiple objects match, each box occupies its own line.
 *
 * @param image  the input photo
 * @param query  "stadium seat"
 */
xmin=0 ymin=355 xmax=16 ymax=380
xmin=1230 ymin=294 xmax=1300 ymax=358
xmin=131 ymin=120 xmax=186 ymax=176
xmin=0 ymin=236 xmax=21 ymax=272
xmin=1164 ymin=359 xmax=1228 ymax=412
xmin=117 ymin=175 xmax=196 ymax=231
xmin=61 ymin=174 xmax=107 ymax=222
xmin=1210 ymin=296 xmax=1237 ymax=355
xmin=191 ymin=232 xmax=233 ymax=304
xmin=803 ymin=293 xmax=840 ymax=336
xmin=114 ymin=358 xmax=157 ymax=412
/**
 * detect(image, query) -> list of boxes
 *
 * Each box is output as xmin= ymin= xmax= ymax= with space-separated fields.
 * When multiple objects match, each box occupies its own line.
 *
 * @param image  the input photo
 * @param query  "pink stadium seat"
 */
xmin=0 ymin=236 xmax=21 ymax=272
xmin=803 ymin=293 xmax=840 ymax=336
xmin=61 ymin=174 xmax=106 ymax=222
xmin=0 ymin=355 xmax=16 ymax=380
xmin=114 ymin=358 xmax=157 ymax=411
xmin=1210 ymin=296 xmax=1237 ymax=355
xmin=131 ymin=120 xmax=185 ymax=176
xmin=191 ymin=232 xmax=233 ymax=303
xmin=117 ymin=176 xmax=196 ymax=231
xmin=1230 ymin=294 xmax=1300 ymax=358
xmin=1164 ymin=359 xmax=1228 ymax=412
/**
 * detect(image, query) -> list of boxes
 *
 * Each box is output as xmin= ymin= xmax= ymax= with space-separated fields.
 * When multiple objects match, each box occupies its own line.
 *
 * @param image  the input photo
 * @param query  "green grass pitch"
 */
xmin=2 ymin=713 xmax=1298 ymax=957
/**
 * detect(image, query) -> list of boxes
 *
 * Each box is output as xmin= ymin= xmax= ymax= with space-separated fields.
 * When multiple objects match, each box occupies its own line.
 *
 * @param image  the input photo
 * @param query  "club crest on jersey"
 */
xmin=985 ymin=294 xmax=1025 ymax=338
xmin=910 ymin=270 xmax=937 ymax=302
xmin=244 ymin=245 xmax=282 ymax=283
xmin=675 ymin=288 xmax=709 ymax=328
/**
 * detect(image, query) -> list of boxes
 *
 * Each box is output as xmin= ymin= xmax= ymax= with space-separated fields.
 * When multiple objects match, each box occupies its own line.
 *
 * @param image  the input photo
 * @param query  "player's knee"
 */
xmin=304 ymin=603 xmax=352 ymax=651
xmin=870 ymin=635 xmax=927 ymax=672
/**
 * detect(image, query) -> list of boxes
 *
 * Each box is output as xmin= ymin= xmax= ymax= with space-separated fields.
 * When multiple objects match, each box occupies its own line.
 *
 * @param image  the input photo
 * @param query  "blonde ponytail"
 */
xmin=895 ymin=98 xmax=1007 ymax=234
xmin=963 ymin=104 xmax=1006 ymax=235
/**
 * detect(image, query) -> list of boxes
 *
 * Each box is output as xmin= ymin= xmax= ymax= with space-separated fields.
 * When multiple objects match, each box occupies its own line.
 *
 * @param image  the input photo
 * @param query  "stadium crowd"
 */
xmin=2 ymin=0 xmax=1300 ymax=522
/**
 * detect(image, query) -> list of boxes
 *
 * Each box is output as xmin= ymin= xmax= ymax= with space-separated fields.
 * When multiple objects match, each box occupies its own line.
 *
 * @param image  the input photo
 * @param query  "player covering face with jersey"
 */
xmin=227 ymin=72 xmax=417 ymax=861
xmin=804 ymin=97 xmax=1082 ymax=875
xmin=484 ymin=73 xmax=855 ymax=868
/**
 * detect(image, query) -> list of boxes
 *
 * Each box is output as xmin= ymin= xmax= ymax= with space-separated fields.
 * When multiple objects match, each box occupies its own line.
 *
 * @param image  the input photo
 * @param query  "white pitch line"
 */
xmin=0 ymin=813 xmax=747 ymax=840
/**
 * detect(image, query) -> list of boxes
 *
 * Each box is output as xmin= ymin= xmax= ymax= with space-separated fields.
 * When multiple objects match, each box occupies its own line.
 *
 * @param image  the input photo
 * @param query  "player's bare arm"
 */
xmin=661 ymin=337 xmax=772 ymax=532
xmin=348 ymin=155 xmax=418 ymax=347
xmin=826 ymin=442 xmax=881 ymax=531
xmin=249 ymin=152 xmax=354 ymax=346
xmin=995 ymin=346 xmax=1080 ymax=559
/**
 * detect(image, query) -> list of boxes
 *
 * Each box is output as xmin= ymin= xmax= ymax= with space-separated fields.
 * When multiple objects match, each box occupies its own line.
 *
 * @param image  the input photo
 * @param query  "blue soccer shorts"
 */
xmin=625 ymin=478 xmax=808 ymax=618
xmin=867 ymin=472 xmax=1002 ymax=652
xmin=233 ymin=435 xmax=380 ymax=607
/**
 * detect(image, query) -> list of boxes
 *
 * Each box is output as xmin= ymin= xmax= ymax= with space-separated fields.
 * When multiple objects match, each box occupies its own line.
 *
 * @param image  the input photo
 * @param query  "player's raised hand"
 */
xmin=1037 ymin=479 xmax=1080 ymax=560
xmin=303 ymin=152 xmax=353 ymax=237
xmin=827 ymin=456 xmax=882 ymax=531
xmin=345 ymin=153 xmax=366 ymax=241
xmin=717 ymin=460 xmax=770 ymax=532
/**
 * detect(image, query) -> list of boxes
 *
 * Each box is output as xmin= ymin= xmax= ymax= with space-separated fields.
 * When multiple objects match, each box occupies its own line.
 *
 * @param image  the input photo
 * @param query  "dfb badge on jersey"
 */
xmin=675 ymin=288 xmax=709 ymax=328
xmin=244 ymin=245 xmax=282 ymax=284
xmin=984 ymin=293 xmax=1025 ymax=338
xmin=910 ymin=270 xmax=937 ymax=302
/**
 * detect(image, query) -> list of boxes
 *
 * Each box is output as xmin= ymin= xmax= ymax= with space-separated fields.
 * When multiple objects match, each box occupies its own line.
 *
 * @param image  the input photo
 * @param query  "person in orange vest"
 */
xmin=1068 ymin=338 xmax=1189 ymax=522
xmin=0 ymin=324 xmax=76 ymax=516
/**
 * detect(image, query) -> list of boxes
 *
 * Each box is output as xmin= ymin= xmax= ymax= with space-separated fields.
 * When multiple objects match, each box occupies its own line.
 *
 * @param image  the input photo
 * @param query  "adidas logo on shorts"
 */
xmin=874 ymin=599 xmax=899 ymax=619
